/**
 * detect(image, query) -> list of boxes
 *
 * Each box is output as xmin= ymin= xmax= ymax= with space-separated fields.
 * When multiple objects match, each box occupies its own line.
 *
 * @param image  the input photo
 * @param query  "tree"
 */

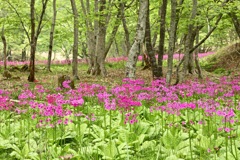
xmin=28 ymin=0 xmax=36 ymax=82
xmin=158 ymin=0 xmax=168 ymax=77
xmin=28 ymin=0 xmax=49 ymax=82
xmin=1 ymin=26 xmax=7 ymax=70
xmin=175 ymin=0 xmax=230 ymax=84
xmin=119 ymin=0 xmax=134 ymax=55
xmin=125 ymin=0 xmax=148 ymax=79
xmin=166 ymin=0 xmax=177 ymax=84
xmin=90 ymin=0 xmax=121 ymax=77
xmin=70 ymin=0 xmax=79 ymax=80
xmin=92 ymin=0 xmax=107 ymax=76
xmin=228 ymin=0 xmax=240 ymax=38
xmin=145 ymin=0 xmax=162 ymax=79
xmin=80 ymin=0 xmax=97 ymax=74
xmin=47 ymin=0 xmax=57 ymax=72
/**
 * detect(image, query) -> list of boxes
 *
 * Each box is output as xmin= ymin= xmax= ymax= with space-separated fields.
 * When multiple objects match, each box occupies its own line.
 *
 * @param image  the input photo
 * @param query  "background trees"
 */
xmin=0 ymin=0 xmax=239 ymax=81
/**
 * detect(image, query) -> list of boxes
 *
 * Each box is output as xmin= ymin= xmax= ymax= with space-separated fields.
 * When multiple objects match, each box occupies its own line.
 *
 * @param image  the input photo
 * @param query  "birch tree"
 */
xmin=125 ymin=0 xmax=148 ymax=79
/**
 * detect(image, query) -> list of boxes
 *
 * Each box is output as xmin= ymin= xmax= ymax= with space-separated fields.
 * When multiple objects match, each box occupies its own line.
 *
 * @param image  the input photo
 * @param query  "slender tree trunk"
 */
xmin=125 ymin=0 xmax=148 ymax=79
xmin=166 ymin=0 xmax=177 ymax=84
xmin=1 ymin=26 xmax=7 ymax=71
xmin=86 ymin=32 xmax=96 ymax=74
xmin=195 ymin=30 xmax=202 ymax=79
xmin=158 ymin=0 xmax=168 ymax=77
xmin=229 ymin=12 xmax=240 ymax=38
xmin=70 ymin=0 xmax=79 ymax=80
xmin=22 ymin=47 xmax=26 ymax=62
xmin=103 ymin=7 xmax=121 ymax=59
xmin=120 ymin=1 xmax=131 ymax=55
xmin=28 ymin=0 xmax=36 ymax=82
xmin=114 ymin=38 xmax=119 ymax=57
xmin=28 ymin=0 xmax=49 ymax=82
xmin=81 ymin=0 xmax=97 ymax=74
xmin=145 ymin=0 xmax=161 ymax=79
xmin=47 ymin=0 xmax=57 ymax=72
xmin=93 ymin=0 xmax=107 ymax=76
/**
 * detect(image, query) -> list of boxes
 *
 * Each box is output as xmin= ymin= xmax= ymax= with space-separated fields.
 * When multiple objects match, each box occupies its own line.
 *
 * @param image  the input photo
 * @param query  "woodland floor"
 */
xmin=0 ymin=59 xmax=239 ymax=93
xmin=1 ymin=42 xmax=240 ymax=91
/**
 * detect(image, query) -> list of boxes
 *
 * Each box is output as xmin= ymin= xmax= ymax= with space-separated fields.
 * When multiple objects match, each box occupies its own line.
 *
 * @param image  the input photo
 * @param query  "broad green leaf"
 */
xmin=22 ymin=144 xmax=30 ymax=157
xmin=140 ymin=140 xmax=156 ymax=151
xmin=101 ymin=140 xmax=118 ymax=159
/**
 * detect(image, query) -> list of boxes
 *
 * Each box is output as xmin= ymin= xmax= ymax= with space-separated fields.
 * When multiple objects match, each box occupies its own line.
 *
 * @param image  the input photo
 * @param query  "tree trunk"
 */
xmin=28 ymin=0 xmax=49 ymax=82
xmin=28 ymin=0 xmax=36 ymax=82
xmin=125 ymin=0 xmax=148 ymax=79
xmin=22 ymin=47 xmax=26 ymax=61
xmin=182 ymin=0 xmax=197 ymax=76
xmin=166 ymin=0 xmax=177 ymax=84
xmin=145 ymin=0 xmax=161 ymax=79
xmin=114 ymin=38 xmax=119 ymax=57
xmin=229 ymin=12 xmax=240 ymax=38
xmin=7 ymin=47 xmax=12 ymax=61
xmin=80 ymin=0 xmax=97 ymax=74
xmin=195 ymin=30 xmax=202 ymax=79
xmin=1 ymin=26 xmax=7 ymax=71
xmin=70 ymin=0 xmax=79 ymax=80
xmin=92 ymin=0 xmax=107 ymax=76
xmin=120 ymin=1 xmax=131 ymax=55
xmin=158 ymin=0 xmax=168 ymax=77
xmin=47 ymin=0 xmax=57 ymax=72
xmin=86 ymin=32 xmax=96 ymax=74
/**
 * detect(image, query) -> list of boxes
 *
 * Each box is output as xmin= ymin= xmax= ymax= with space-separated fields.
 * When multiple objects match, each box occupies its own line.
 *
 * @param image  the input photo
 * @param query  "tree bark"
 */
xmin=183 ymin=0 xmax=197 ymax=75
xmin=120 ymin=1 xmax=131 ymax=55
xmin=22 ymin=47 xmax=26 ymax=61
xmin=93 ymin=0 xmax=107 ymax=76
xmin=158 ymin=0 xmax=168 ymax=78
xmin=28 ymin=0 xmax=49 ymax=82
xmin=28 ymin=0 xmax=36 ymax=82
xmin=47 ymin=0 xmax=57 ymax=72
xmin=125 ymin=0 xmax=148 ymax=79
xmin=231 ymin=14 xmax=240 ymax=38
xmin=81 ymin=0 xmax=97 ymax=74
xmin=70 ymin=0 xmax=79 ymax=80
xmin=195 ymin=30 xmax=202 ymax=79
xmin=166 ymin=0 xmax=177 ymax=84
xmin=1 ymin=26 xmax=7 ymax=71
xmin=92 ymin=0 xmax=121 ymax=76
xmin=145 ymin=0 xmax=161 ymax=79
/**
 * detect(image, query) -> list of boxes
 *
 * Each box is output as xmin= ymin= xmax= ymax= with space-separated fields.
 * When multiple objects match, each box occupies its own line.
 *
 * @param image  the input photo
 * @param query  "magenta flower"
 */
xmin=70 ymin=99 xmax=84 ymax=107
xmin=224 ymin=127 xmax=231 ymax=133
xmin=62 ymin=80 xmax=71 ymax=89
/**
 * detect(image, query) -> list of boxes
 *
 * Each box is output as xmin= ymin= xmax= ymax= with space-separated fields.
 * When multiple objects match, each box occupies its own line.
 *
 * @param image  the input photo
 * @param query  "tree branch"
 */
xmin=36 ymin=0 xmax=49 ymax=39
xmin=5 ymin=0 xmax=30 ymax=43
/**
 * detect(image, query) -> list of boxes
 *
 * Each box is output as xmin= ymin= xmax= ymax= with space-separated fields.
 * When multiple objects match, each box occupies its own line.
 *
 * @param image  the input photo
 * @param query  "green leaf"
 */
xmin=22 ymin=144 xmax=30 ymax=157
xmin=162 ymin=130 xmax=181 ymax=149
xmin=165 ymin=155 xmax=184 ymax=160
xmin=140 ymin=140 xmax=156 ymax=151
xmin=134 ymin=122 xmax=150 ymax=135
xmin=101 ymin=140 xmax=118 ymax=159
xmin=91 ymin=124 xmax=104 ymax=139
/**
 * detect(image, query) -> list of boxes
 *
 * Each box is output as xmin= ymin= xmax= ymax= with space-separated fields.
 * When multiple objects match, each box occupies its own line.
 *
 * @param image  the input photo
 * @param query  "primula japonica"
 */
xmin=0 ymin=75 xmax=239 ymax=127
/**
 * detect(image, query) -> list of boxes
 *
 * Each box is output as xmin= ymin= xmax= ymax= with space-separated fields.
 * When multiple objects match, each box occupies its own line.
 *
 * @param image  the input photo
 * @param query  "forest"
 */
xmin=0 ymin=0 xmax=240 ymax=159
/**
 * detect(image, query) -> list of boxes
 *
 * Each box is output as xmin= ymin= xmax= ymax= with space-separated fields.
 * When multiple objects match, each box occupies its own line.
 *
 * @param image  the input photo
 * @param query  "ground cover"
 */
xmin=0 ymin=51 xmax=239 ymax=159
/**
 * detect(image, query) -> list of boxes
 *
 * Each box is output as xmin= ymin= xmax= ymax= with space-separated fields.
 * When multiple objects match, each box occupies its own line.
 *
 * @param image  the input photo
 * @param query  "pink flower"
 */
xmin=224 ymin=127 xmax=231 ymax=132
xmin=31 ymin=114 xmax=36 ymax=119
xmin=207 ymin=148 xmax=211 ymax=153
